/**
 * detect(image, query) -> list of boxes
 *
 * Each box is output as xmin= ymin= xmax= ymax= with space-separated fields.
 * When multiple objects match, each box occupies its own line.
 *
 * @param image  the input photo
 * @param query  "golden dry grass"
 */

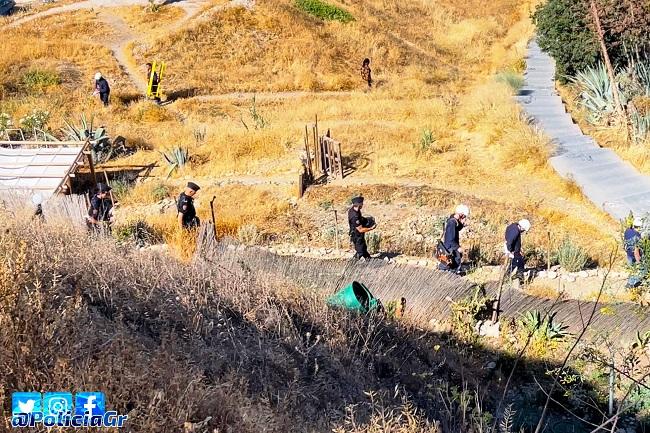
xmin=0 ymin=0 xmax=621 ymax=266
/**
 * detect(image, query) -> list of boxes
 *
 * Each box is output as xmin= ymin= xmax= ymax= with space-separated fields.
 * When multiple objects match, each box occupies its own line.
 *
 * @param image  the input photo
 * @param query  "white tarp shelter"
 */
xmin=0 ymin=143 xmax=87 ymax=199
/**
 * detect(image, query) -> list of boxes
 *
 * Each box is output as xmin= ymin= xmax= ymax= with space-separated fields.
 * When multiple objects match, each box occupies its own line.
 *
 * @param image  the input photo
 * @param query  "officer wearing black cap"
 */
xmin=87 ymin=182 xmax=113 ymax=233
xmin=348 ymin=196 xmax=376 ymax=260
xmin=177 ymin=181 xmax=201 ymax=229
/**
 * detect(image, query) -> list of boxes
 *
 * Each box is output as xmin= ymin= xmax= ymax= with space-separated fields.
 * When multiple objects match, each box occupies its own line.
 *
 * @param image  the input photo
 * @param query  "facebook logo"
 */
xmin=75 ymin=392 xmax=105 ymax=418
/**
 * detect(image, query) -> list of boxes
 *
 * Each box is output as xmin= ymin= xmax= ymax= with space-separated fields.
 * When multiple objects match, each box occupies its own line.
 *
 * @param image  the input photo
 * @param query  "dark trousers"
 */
xmin=351 ymin=233 xmax=370 ymax=259
xmin=100 ymin=92 xmax=110 ymax=106
xmin=508 ymin=252 xmax=525 ymax=278
xmin=87 ymin=221 xmax=111 ymax=236
xmin=182 ymin=216 xmax=201 ymax=230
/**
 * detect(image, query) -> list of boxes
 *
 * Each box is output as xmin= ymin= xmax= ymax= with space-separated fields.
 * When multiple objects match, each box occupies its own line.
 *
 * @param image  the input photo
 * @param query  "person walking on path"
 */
xmin=177 ymin=182 xmax=201 ymax=230
xmin=439 ymin=204 xmax=469 ymax=274
xmin=348 ymin=196 xmax=376 ymax=260
xmin=146 ymin=63 xmax=162 ymax=104
xmin=504 ymin=219 xmax=531 ymax=281
xmin=93 ymin=72 xmax=110 ymax=107
xmin=361 ymin=58 xmax=372 ymax=89
xmin=624 ymin=218 xmax=643 ymax=266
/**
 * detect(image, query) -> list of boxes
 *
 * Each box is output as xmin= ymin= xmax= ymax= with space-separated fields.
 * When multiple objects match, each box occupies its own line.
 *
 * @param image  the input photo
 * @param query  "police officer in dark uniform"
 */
xmin=348 ymin=196 xmax=376 ymax=260
xmin=87 ymin=183 xmax=113 ymax=234
xmin=177 ymin=182 xmax=201 ymax=229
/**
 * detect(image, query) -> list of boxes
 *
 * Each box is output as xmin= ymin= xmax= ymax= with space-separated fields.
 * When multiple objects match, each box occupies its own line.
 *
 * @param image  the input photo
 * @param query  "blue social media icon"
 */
xmin=75 ymin=392 xmax=105 ymax=418
xmin=43 ymin=392 xmax=73 ymax=425
xmin=12 ymin=392 xmax=42 ymax=415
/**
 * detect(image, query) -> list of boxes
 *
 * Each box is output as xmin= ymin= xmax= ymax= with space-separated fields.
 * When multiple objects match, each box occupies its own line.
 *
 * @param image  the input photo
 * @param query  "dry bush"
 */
xmin=0 ymin=217 xmax=531 ymax=432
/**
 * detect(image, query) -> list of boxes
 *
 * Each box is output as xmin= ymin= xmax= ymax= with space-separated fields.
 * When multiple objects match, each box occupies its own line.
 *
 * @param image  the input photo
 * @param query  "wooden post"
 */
xmin=547 ymin=230 xmax=551 ymax=272
xmin=298 ymin=173 xmax=304 ymax=198
xmin=303 ymin=126 xmax=312 ymax=179
xmin=328 ymin=140 xmax=335 ymax=177
xmin=103 ymin=171 xmax=115 ymax=206
xmin=334 ymin=209 xmax=340 ymax=250
xmin=86 ymin=150 xmax=97 ymax=188
xmin=337 ymin=142 xmax=344 ymax=179
xmin=209 ymin=196 xmax=217 ymax=242
xmin=312 ymin=125 xmax=319 ymax=174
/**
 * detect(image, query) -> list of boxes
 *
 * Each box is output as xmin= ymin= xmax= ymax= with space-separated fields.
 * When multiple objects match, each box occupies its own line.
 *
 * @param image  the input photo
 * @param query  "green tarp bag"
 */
xmin=326 ymin=281 xmax=379 ymax=313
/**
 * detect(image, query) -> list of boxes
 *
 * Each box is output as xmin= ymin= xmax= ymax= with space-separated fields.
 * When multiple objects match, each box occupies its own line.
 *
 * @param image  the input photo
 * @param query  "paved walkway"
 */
xmin=517 ymin=40 xmax=650 ymax=221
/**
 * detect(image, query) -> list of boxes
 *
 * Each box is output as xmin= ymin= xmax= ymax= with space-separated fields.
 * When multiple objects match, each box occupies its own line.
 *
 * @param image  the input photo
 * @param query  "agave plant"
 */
xmin=61 ymin=114 xmax=118 ymax=163
xmin=519 ymin=310 xmax=570 ymax=341
xmin=632 ymin=112 xmax=650 ymax=141
xmin=571 ymin=64 xmax=621 ymax=124
xmin=160 ymin=146 xmax=190 ymax=177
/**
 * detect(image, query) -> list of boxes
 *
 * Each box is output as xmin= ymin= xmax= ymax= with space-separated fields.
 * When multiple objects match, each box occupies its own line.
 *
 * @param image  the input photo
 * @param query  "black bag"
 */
xmin=435 ymin=240 xmax=452 ymax=265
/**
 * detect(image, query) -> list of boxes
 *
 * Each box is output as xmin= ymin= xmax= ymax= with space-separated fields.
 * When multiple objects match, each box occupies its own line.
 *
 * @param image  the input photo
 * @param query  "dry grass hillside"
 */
xmin=0 ymin=215 xmax=618 ymax=433
xmin=0 ymin=0 xmax=622 ymax=269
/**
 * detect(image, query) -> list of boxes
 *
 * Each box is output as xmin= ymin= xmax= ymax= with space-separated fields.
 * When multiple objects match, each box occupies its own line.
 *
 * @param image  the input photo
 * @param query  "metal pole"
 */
xmin=334 ymin=209 xmax=340 ymax=250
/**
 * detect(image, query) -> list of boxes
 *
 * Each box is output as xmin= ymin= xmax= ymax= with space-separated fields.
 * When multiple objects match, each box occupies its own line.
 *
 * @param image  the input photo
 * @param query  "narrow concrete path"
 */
xmin=517 ymin=39 xmax=650 ymax=221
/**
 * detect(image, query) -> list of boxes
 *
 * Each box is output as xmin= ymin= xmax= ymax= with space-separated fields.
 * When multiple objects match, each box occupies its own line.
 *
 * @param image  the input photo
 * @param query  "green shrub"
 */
xmin=294 ymin=0 xmax=354 ymax=23
xmin=495 ymin=71 xmax=524 ymax=91
xmin=237 ymin=224 xmax=260 ymax=245
xmin=366 ymin=231 xmax=382 ymax=255
xmin=152 ymin=183 xmax=171 ymax=201
xmin=418 ymin=128 xmax=434 ymax=152
xmin=108 ymin=178 xmax=130 ymax=201
xmin=114 ymin=219 xmax=161 ymax=246
xmin=532 ymin=0 xmax=599 ymax=81
xmin=19 ymin=109 xmax=50 ymax=134
xmin=22 ymin=69 xmax=60 ymax=93
xmin=0 ymin=113 xmax=11 ymax=134
xmin=555 ymin=237 xmax=589 ymax=272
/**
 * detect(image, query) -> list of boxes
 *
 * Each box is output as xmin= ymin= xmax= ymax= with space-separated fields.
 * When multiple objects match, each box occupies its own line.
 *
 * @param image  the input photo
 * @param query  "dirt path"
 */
xmin=6 ymin=0 xmax=370 ymax=108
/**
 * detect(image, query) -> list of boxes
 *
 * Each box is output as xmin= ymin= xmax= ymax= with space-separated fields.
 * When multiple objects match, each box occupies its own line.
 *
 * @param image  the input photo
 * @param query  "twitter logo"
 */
xmin=12 ymin=392 xmax=42 ymax=415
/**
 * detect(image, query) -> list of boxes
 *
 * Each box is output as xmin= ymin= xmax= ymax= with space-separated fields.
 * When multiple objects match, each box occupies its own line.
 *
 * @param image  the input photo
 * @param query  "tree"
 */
xmin=588 ymin=0 xmax=625 ymax=120
xmin=532 ymin=0 xmax=600 ymax=81
xmin=533 ymin=0 xmax=649 ymax=81
xmin=593 ymin=0 xmax=650 ymax=65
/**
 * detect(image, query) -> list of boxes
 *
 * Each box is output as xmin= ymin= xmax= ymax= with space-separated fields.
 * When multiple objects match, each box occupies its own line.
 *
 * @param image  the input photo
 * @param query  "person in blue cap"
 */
xmin=177 ymin=182 xmax=201 ymax=229
xmin=348 ymin=196 xmax=376 ymax=260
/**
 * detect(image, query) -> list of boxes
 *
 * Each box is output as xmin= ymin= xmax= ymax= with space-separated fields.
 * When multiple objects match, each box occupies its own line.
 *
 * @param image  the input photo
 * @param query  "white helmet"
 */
xmin=455 ymin=204 xmax=470 ymax=217
xmin=94 ymin=72 xmax=102 ymax=80
xmin=518 ymin=219 xmax=531 ymax=232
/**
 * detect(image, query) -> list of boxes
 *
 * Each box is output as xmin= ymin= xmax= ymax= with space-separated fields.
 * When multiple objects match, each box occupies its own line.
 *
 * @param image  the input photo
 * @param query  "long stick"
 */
xmin=492 ymin=256 xmax=511 ymax=322
xmin=334 ymin=209 xmax=340 ymax=250
xmin=209 ymin=196 xmax=217 ymax=241
xmin=103 ymin=171 xmax=115 ymax=206
xmin=547 ymin=230 xmax=551 ymax=271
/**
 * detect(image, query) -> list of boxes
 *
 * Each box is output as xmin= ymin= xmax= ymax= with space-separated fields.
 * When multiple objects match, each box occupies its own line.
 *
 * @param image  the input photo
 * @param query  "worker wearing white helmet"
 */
xmin=438 ymin=204 xmax=470 ymax=274
xmin=504 ymin=219 xmax=531 ymax=281
xmin=93 ymin=72 xmax=111 ymax=107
